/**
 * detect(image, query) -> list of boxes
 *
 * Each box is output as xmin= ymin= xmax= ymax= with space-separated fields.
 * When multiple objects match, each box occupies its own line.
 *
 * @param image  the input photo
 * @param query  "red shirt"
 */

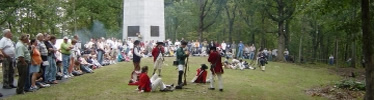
xmin=194 ymin=68 xmax=207 ymax=83
xmin=138 ymin=73 xmax=152 ymax=92
xmin=151 ymin=47 xmax=165 ymax=62
xmin=208 ymin=51 xmax=224 ymax=74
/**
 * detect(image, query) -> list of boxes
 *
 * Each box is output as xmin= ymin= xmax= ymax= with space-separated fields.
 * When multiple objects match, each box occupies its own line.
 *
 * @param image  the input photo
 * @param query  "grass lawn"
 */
xmin=3 ymin=57 xmax=340 ymax=100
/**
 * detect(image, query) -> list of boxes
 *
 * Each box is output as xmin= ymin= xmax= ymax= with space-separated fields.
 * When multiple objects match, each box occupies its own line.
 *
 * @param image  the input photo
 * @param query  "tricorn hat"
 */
xmin=201 ymin=64 xmax=208 ymax=70
xmin=210 ymin=46 xmax=216 ymax=51
xmin=156 ymin=42 xmax=164 ymax=46
xmin=181 ymin=40 xmax=187 ymax=45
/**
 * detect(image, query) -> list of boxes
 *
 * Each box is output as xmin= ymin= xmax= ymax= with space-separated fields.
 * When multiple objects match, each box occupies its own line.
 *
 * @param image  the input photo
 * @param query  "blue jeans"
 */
xmin=46 ymin=56 xmax=57 ymax=82
xmin=268 ymin=54 xmax=272 ymax=61
xmin=249 ymin=52 xmax=255 ymax=60
xmin=98 ymin=51 xmax=103 ymax=65
xmin=284 ymin=55 xmax=289 ymax=61
xmin=237 ymin=49 xmax=243 ymax=58
xmin=62 ymin=54 xmax=71 ymax=75
xmin=329 ymin=59 xmax=334 ymax=65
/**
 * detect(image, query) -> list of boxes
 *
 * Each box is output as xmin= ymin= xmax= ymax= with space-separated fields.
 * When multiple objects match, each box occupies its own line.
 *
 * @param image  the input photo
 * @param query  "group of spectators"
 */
xmin=0 ymin=29 xmax=118 ymax=96
xmin=0 ymin=30 xmax=292 ymax=96
xmin=106 ymin=37 xmax=290 ymax=63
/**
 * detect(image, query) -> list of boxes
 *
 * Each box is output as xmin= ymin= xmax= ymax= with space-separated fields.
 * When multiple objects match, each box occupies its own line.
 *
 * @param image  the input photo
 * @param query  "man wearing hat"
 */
xmin=175 ymin=40 xmax=189 ymax=89
xmin=60 ymin=36 xmax=73 ymax=78
xmin=208 ymin=46 xmax=224 ymax=92
xmin=151 ymin=42 xmax=165 ymax=76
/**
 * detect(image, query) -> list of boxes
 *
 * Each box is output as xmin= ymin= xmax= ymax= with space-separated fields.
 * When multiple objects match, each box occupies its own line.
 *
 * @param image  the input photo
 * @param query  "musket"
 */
xmin=183 ymin=57 xmax=189 ymax=85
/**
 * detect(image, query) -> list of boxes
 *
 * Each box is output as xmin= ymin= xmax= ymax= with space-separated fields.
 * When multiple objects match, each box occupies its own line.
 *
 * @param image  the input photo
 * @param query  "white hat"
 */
xmin=63 ymin=36 xmax=68 ymax=39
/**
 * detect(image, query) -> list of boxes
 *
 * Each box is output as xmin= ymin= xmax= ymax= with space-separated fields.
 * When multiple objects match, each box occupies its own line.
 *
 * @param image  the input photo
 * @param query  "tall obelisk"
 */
xmin=123 ymin=0 xmax=165 ymax=42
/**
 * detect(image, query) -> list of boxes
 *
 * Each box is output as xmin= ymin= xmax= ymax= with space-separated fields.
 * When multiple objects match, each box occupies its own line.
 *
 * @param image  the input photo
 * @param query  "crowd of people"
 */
xmin=0 ymin=29 xmax=119 ymax=96
xmin=0 ymin=29 xmax=291 ymax=96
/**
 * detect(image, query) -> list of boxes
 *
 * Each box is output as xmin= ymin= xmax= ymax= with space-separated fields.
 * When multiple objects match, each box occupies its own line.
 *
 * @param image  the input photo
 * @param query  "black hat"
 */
xmin=134 ymin=40 xmax=140 ymax=45
xmin=210 ymin=46 xmax=216 ymax=51
xmin=201 ymin=64 xmax=208 ymax=70
xmin=181 ymin=40 xmax=187 ymax=45
xmin=156 ymin=42 xmax=164 ymax=45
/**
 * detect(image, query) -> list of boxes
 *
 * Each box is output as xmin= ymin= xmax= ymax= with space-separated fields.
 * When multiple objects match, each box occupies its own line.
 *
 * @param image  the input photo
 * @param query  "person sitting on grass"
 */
xmin=191 ymin=64 xmax=208 ymax=83
xmin=56 ymin=61 xmax=63 ymax=80
xmin=89 ymin=55 xmax=102 ymax=68
xmin=79 ymin=56 xmax=94 ymax=73
xmin=72 ymin=60 xmax=83 ymax=76
xmin=223 ymin=57 xmax=233 ymax=69
xmin=35 ymin=71 xmax=51 ymax=88
xmin=137 ymin=66 xmax=174 ymax=93
xmin=231 ymin=57 xmax=242 ymax=69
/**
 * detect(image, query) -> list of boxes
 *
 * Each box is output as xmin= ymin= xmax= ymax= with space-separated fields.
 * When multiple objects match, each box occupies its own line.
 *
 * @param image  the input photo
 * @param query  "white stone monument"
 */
xmin=123 ymin=0 xmax=165 ymax=42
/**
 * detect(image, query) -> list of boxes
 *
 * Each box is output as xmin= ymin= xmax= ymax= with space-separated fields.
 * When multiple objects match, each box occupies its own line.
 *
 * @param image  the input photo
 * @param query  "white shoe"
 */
xmin=41 ymin=83 xmax=50 ymax=87
xmin=63 ymin=75 xmax=69 ymax=79
xmin=70 ymin=73 xmax=74 ymax=76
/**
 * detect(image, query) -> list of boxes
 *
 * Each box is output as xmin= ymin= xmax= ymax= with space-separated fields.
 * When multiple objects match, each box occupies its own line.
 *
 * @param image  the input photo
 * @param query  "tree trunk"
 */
xmin=335 ymin=38 xmax=339 ymax=67
xmin=361 ymin=0 xmax=373 ymax=99
xmin=228 ymin=21 xmax=233 ymax=42
xmin=351 ymin=38 xmax=356 ymax=68
xmin=312 ymin=29 xmax=318 ymax=63
xmin=276 ymin=21 xmax=286 ymax=62
xmin=198 ymin=15 xmax=203 ymax=42
xmin=285 ymin=20 xmax=290 ymax=49
xmin=298 ymin=35 xmax=302 ymax=63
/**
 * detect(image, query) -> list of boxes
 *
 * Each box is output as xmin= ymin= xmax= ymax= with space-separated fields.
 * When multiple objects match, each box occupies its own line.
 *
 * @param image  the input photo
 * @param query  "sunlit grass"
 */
xmin=3 ymin=57 xmax=340 ymax=100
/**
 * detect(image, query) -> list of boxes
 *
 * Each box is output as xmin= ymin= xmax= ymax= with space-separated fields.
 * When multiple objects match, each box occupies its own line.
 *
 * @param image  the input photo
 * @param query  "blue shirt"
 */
xmin=238 ymin=43 xmax=244 ymax=50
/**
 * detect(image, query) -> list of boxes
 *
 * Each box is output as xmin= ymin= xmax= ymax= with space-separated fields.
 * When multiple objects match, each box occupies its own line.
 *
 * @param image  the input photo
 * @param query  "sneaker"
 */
xmin=70 ymin=73 xmax=74 ymax=77
xmin=41 ymin=83 xmax=50 ymax=87
xmin=63 ymin=75 xmax=69 ymax=79
xmin=30 ymin=86 xmax=38 ymax=91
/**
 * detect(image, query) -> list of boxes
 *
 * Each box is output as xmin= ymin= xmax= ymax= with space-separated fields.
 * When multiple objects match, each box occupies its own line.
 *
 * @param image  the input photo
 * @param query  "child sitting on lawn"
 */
xmin=56 ymin=61 xmax=63 ymax=80
xmin=72 ymin=60 xmax=83 ymax=76
xmin=191 ymin=64 xmax=208 ymax=83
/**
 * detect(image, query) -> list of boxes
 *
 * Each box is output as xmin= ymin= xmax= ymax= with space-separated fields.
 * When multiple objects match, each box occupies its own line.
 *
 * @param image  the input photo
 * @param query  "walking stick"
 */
xmin=183 ymin=57 xmax=189 ymax=85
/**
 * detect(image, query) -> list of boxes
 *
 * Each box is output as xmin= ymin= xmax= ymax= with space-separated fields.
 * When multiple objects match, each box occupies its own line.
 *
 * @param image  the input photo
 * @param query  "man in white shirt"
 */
xmin=249 ymin=44 xmax=256 ymax=60
xmin=221 ymin=41 xmax=227 ymax=54
xmin=97 ymin=39 xmax=105 ymax=65
xmin=174 ymin=40 xmax=181 ymax=47
xmin=284 ymin=48 xmax=289 ymax=61
xmin=0 ymin=29 xmax=16 ymax=89
xmin=86 ymin=38 xmax=94 ymax=49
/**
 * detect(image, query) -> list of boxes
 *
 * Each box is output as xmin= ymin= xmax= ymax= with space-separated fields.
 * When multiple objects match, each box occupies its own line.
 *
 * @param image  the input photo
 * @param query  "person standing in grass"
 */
xmin=68 ymin=39 xmax=78 ymax=77
xmin=258 ymin=49 xmax=267 ymax=72
xmin=208 ymin=46 xmax=224 ymax=92
xmin=237 ymin=41 xmax=244 ymax=59
xmin=30 ymin=39 xmax=43 ymax=91
xmin=61 ymin=36 xmax=73 ymax=78
xmin=36 ymin=33 xmax=49 ymax=82
xmin=175 ymin=41 xmax=189 ymax=89
xmin=131 ymin=40 xmax=143 ymax=82
xmin=0 ymin=29 xmax=16 ymax=89
xmin=45 ymin=35 xmax=58 ymax=84
xmin=15 ymin=34 xmax=30 ymax=94
xmin=231 ymin=41 xmax=236 ymax=58
xmin=152 ymin=42 xmax=165 ymax=76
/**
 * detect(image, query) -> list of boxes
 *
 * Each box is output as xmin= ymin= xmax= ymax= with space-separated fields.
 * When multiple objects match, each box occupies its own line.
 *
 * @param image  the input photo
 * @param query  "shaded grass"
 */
xmin=3 ymin=57 xmax=340 ymax=100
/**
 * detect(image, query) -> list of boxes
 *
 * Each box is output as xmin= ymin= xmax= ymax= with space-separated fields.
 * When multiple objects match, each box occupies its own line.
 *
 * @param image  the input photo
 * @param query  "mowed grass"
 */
xmin=3 ymin=57 xmax=340 ymax=100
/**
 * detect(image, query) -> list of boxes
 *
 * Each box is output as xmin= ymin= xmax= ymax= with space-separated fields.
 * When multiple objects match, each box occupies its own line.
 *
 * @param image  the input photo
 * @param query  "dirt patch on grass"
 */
xmin=305 ymin=85 xmax=365 ymax=100
xmin=305 ymin=67 xmax=366 ymax=100
xmin=328 ymin=67 xmax=366 ymax=81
